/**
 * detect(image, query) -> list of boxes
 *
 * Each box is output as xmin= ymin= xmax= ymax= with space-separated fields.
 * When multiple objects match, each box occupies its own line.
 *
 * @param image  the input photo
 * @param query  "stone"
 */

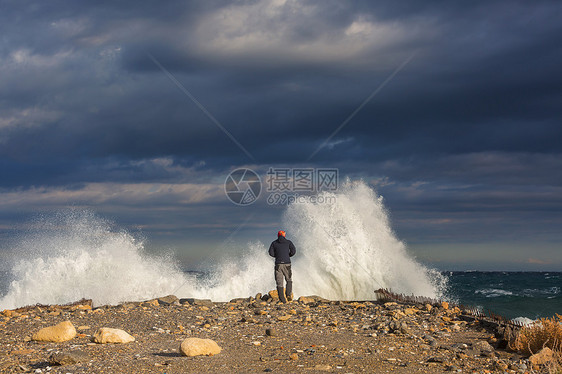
xmin=180 ymin=298 xmax=214 ymax=308
xmin=180 ymin=338 xmax=222 ymax=357
xmin=313 ymin=364 xmax=332 ymax=371
xmin=10 ymin=349 xmax=35 ymax=355
xmin=427 ymin=356 xmax=446 ymax=363
xmin=266 ymin=328 xmax=277 ymax=337
xmin=277 ymin=315 xmax=291 ymax=321
xmin=2 ymin=309 xmax=15 ymax=317
xmin=32 ymin=321 xmax=77 ymax=342
xmin=268 ymin=289 xmax=280 ymax=300
xmin=529 ymin=347 xmax=554 ymax=366
xmin=73 ymin=304 xmax=92 ymax=310
xmin=473 ymin=340 xmax=494 ymax=354
xmin=92 ymin=328 xmax=135 ymax=344
xmin=157 ymin=295 xmax=179 ymax=305
xmin=49 ymin=351 xmax=89 ymax=365
xmin=441 ymin=301 xmax=449 ymax=310
xmin=290 ymin=353 xmax=298 ymax=360
xmin=298 ymin=296 xmax=316 ymax=305
xmin=144 ymin=299 xmax=159 ymax=307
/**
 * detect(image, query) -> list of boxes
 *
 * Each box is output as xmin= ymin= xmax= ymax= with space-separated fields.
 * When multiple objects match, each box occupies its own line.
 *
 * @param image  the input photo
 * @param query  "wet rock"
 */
xmin=93 ymin=327 xmax=135 ymax=344
xmin=32 ymin=321 xmax=77 ymax=342
xmin=157 ymin=295 xmax=179 ymax=305
xmin=49 ymin=350 xmax=89 ymax=365
xmin=180 ymin=338 xmax=222 ymax=357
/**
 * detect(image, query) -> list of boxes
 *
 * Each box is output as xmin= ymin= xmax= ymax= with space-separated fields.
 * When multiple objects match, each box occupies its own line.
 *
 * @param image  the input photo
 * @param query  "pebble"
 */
xmin=313 ymin=364 xmax=332 ymax=371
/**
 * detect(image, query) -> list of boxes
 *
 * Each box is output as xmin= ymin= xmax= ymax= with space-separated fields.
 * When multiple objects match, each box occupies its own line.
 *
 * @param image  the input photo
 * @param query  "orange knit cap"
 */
xmin=277 ymin=230 xmax=286 ymax=237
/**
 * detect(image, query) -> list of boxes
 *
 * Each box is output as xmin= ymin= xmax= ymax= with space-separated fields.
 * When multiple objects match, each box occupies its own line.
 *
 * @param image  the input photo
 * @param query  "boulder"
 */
xmin=92 ymin=328 xmax=135 ymax=344
xmin=180 ymin=338 xmax=221 ymax=357
xmin=32 ymin=321 xmax=76 ymax=343
xmin=157 ymin=295 xmax=179 ymax=305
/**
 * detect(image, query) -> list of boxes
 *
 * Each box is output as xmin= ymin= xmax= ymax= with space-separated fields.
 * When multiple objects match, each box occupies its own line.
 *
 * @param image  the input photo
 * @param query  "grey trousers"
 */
xmin=274 ymin=263 xmax=292 ymax=288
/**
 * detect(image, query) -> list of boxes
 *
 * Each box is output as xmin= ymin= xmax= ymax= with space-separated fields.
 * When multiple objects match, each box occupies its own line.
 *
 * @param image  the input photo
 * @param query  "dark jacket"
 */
xmin=268 ymin=236 xmax=296 ymax=264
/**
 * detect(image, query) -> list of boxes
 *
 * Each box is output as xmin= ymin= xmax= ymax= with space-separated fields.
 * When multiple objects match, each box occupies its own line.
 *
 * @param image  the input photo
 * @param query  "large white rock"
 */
xmin=32 ymin=321 xmax=77 ymax=343
xmin=180 ymin=338 xmax=222 ymax=357
xmin=93 ymin=327 xmax=135 ymax=344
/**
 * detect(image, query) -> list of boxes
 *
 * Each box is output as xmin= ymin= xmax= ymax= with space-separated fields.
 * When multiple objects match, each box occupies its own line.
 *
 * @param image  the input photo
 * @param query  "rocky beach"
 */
xmin=0 ymin=291 xmax=545 ymax=374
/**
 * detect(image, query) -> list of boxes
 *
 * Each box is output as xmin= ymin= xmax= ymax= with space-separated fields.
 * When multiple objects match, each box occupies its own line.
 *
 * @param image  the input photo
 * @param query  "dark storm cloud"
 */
xmin=2 ymin=0 xmax=561 ymax=169
xmin=1 ymin=0 xmax=561 ymax=268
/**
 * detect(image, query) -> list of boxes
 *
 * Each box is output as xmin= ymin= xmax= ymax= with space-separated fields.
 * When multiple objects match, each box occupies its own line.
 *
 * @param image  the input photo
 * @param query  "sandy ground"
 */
xmin=0 ymin=295 xmax=531 ymax=373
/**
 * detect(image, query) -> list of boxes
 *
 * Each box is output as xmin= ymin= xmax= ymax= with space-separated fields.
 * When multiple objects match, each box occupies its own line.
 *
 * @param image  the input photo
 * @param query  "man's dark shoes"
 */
xmin=285 ymin=281 xmax=293 ymax=302
xmin=277 ymin=287 xmax=288 ymax=303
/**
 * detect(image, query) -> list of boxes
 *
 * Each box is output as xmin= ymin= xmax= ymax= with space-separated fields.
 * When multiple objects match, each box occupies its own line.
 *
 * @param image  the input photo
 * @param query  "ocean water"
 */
xmin=444 ymin=271 xmax=561 ymax=320
xmin=0 ymin=181 xmax=559 ymax=321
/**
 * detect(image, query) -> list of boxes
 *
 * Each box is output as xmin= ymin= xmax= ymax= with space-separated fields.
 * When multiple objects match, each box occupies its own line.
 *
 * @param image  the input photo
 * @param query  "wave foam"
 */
xmin=0 ymin=180 xmax=446 ymax=308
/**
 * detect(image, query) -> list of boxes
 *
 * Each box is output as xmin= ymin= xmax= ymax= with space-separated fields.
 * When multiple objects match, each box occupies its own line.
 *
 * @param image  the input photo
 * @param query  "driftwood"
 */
xmin=12 ymin=298 xmax=93 ymax=313
xmin=374 ymin=288 xmax=525 ymax=330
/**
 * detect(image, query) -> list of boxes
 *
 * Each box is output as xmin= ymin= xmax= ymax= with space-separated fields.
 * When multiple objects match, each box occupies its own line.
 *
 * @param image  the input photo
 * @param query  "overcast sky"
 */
xmin=1 ymin=0 xmax=561 ymax=270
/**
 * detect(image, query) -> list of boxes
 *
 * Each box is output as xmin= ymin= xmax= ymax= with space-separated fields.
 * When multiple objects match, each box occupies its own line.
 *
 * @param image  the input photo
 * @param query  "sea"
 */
xmin=0 ymin=181 xmax=559 ymax=322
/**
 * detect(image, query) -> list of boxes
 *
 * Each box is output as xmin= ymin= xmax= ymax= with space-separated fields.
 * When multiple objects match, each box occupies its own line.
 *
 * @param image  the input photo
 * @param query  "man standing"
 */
xmin=268 ymin=230 xmax=296 ymax=303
